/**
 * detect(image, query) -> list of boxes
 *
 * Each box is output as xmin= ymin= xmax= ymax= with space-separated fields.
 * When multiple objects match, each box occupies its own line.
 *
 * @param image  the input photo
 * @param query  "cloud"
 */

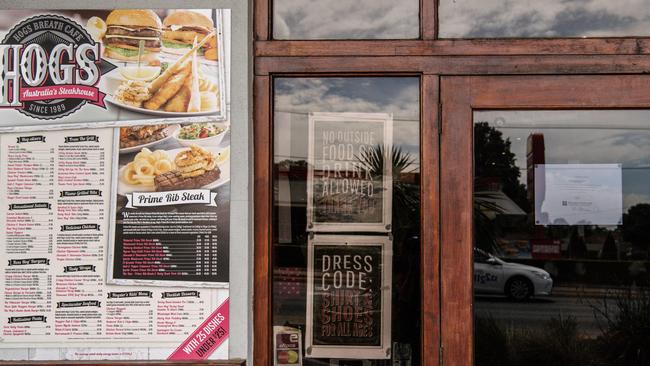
xmin=440 ymin=0 xmax=650 ymax=37
xmin=477 ymin=110 xmax=650 ymax=213
xmin=274 ymin=78 xmax=420 ymax=169
xmin=623 ymin=193 xmax=650 ymax=211
xmin=273 ymin=0 xmax=419 ymax=39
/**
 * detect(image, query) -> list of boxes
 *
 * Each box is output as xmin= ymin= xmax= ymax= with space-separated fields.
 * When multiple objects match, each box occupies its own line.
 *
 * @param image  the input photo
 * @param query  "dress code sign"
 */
xmin=313 ymin=245 xmax=381 ymax=345
xmin=308 ymin=113 xmax=392 ymax=232
xmin=306 ymin=235 xmax=391 ymax=359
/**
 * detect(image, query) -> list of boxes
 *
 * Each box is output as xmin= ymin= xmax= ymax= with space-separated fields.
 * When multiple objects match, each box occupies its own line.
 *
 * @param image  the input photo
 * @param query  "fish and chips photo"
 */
xmin=113 ymin=32 xmax=220 ymax=114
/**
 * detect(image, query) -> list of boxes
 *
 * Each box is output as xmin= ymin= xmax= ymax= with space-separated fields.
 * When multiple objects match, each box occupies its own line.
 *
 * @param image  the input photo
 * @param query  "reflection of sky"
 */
xmin=274 ymin=78 xmax=420 ymax=171
xmin=273 ymin=0 xmax=419 ymax=39
xmin=476 ymin=110 xmax=650 ymax=212
xmin=440 ymin=0 xmax=650 ymax=38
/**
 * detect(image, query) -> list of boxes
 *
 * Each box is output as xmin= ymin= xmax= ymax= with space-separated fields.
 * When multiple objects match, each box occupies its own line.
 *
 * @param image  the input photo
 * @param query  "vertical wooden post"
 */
xmin=421 ymin=74 xmax=441 ymax=366
xmin=253 ymin=75 xmax=272 ymax=365
xmin=440 ymin=76 xmax=473 ymax=366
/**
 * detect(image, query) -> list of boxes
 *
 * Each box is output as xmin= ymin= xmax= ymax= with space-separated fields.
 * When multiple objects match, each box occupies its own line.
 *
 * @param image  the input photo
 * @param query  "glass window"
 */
xmin=273 ymin=0 xmax=419 ymax=39
xmin=473 ymin=110 xmax=650 ymax=366
xmin=273 ymin=77 xmax=421 ymax=364
xmin=440 ymin=0 xmax=650 ymax=38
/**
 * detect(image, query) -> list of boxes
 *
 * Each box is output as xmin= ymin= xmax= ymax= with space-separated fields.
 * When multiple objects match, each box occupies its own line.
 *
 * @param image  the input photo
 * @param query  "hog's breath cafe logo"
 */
xmin=0 ymin=15 xmax=115 ymax=119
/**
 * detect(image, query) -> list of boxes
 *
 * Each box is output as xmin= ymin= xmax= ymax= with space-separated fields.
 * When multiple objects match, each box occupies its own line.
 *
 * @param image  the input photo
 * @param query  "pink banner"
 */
xmin=168 ymin=298 xmax=229 ymax=360
xmin=19 ymin=85 xmax=106 ymax=108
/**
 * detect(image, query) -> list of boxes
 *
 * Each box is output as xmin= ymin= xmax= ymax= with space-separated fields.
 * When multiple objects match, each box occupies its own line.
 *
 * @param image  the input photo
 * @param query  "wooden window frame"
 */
xmin=440 ymin=75 xmax=650 ymax=365
xmin=253 ymin=0 xmax=650 ymax=365
xmin=255 ymin=0 xmax=436 ymax=41
xmin=254 ymin=73 xmax=440 ymax=365
xmin=0 ymin=362 xmax=245 ymax=365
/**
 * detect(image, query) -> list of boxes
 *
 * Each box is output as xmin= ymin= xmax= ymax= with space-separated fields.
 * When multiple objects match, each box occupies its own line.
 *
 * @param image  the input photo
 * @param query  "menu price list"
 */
xmin=0 ymin=129 xmax=225 ymax=347
xmin=113 ymin=209 xmax=228 ymax=283
xmin=0 ymin=130 xmax=111 ymax=343
xmin=103 ymin=289 xmax=212 ymax=340
xmin=1 ymin=288 xmax=220 ymax=343
xmin=120 ymin=235 xmax=218 ymax=277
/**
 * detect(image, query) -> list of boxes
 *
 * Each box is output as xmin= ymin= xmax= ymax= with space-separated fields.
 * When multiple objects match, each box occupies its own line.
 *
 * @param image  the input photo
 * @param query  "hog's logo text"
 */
xmin=0 ymin=15 xmax=114 ymax=120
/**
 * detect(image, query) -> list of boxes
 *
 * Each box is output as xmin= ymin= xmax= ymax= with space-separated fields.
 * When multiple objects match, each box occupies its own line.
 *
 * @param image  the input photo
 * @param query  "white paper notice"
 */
xmin=534 ymin=164 xmax=623 ymax=226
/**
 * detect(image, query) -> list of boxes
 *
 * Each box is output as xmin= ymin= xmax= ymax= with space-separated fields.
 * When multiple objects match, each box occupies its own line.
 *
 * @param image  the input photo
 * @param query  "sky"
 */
xmin=274 ymin=77 xmax=421 ymax=171
xmin=439 ymin=0 xmax=650 ymax=38
xmin=273 ymin=0 xmax=419 ymax=39
xmin=273 ymin=0 xmax=650 ymax=39
xmin=476 ymin=110 xmax=650 ymax=213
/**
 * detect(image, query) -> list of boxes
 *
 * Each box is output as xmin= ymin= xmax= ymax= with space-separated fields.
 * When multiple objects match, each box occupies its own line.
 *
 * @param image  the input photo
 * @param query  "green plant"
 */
xmin=475 ymin=315 xmax=511 ymax=366
xmin=357 ymin=144 xmax=419 ymax=228
xmin=591 ymin=288 xmax=650 ymax=366
xmin=512 ymin=315 xmax=599 ymax=366
xmin=475 ymin=314 xmax=604 ymax=366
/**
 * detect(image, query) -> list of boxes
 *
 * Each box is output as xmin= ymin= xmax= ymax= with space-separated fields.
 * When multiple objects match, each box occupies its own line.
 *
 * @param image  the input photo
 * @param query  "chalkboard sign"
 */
xmin=307 ymin=112 xmax=393 ymax=232
xmin=305 ymin=235 xmax=392 ymax=359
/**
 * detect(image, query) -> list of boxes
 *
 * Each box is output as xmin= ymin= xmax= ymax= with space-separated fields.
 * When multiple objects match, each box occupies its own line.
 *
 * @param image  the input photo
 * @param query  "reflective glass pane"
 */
xmin=273 ymin=77 xmax=421 ymax=364
xmin=273 ymin=0 xmax=419 ymax=39
xmin=440 ymin=0 xmax=650 ymax=38
xmin=473 ymin=111 xmax=650 ymax=366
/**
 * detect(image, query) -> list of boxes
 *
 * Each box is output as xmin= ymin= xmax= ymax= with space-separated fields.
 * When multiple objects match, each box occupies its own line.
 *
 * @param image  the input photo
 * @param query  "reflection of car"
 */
xmin=474 ymin=248 xmax=553 ymax=301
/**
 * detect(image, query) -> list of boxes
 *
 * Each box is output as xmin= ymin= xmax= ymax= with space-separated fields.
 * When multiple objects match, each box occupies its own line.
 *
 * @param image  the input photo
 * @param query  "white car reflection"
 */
xmin=474 ymin=248 xmax=553 ymax=301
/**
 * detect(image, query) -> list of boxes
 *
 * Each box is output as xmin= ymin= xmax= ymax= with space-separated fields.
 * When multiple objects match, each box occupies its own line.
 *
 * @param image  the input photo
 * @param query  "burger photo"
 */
xmin=162 ymin=10 xmax=218 ymax=61
xmin=103 ymin=9 xmax=163 ymax=65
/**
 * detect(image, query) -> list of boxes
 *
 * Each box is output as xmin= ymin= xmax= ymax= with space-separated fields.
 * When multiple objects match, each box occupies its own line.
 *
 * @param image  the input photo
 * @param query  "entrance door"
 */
xmin=441 ymin=75 xmax=650 ymax=366
xmin=255 ymin=75 xmax=440 ymax=366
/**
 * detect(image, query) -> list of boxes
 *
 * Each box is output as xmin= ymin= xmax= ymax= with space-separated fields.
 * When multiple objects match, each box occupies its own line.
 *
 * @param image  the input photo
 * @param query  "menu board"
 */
xmin=0 ymin=129 xmax=226 ymax=348
xmin=109 ymin=123 xmax=230 ymax=286
xmin=307 ymin=113 xmax=393 ymax=232
xmin=0 ymin=8 xmax=232 ymax=359
xmin=305 ymin=235 xmax=391 ymax=359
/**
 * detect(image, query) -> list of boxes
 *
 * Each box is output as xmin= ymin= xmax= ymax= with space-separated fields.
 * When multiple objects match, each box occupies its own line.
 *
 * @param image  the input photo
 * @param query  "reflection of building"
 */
xmin=475 ymin=178 xmax=526 ymax=218
xmin=526 ymin=133 xmax=545 ymax=210
xmin=475 ymin=177 xmax=528 ymax=257
xmin=526 ymin=133 xmax=561 ymax=258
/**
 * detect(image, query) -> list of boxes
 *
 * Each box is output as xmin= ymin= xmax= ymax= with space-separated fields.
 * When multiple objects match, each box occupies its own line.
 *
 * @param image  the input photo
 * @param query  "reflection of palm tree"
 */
xmin=356 ymin=144 xmax=506 ymax=254
xmin=357 ymin=144 xmax=419 ymax=225
xmin=358 ymin=144 xmax=420 ymax=350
